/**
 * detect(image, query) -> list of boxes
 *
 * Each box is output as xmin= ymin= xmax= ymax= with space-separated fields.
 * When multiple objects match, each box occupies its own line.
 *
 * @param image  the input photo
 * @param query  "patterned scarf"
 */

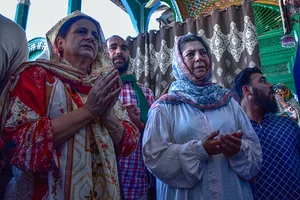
xmin=169 ymin=34 xmax=232 ymax=110
xmin=0 ymin=11 xmax=123 ymax=199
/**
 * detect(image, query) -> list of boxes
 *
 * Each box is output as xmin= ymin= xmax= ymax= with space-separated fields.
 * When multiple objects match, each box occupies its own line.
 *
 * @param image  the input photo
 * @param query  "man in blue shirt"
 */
xmin=231 ymin=67 xmax=300 ymax=199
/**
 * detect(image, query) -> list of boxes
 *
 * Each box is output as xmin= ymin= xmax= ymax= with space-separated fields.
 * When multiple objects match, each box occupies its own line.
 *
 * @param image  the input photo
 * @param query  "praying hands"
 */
xmin=202 ymin=130 xmax=243 ymax=157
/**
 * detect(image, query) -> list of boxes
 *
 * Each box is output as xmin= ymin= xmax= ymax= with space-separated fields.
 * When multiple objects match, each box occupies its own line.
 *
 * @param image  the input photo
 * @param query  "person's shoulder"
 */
xmin=137 ymin=82 xmax=155 ymax=97
xmin=17 ymin=62 xmax=52 ymax=79
xmin=137 ymin=82 xmax=151 ymax=91
xmin=228 ymin=96 xmax=239 ymax=106
xmin=268 ymin=113 xmax=291 ymax=121
xmin=0 ymin=15 xmax=27 ymax=51
xmin=5 ymin=62 xmax=55 ymax=95
xmin=154 ymin=93 xmax=183 ymax=105
xmin=224 ymin=97 xmax=241 ymax=112
xmin=267 ymin=114 xmax=299 ymax=129
xmin=149 ymin=93 xmax=183 ymax=116
xmin=0 ymin=14 xmax=25 ymax=35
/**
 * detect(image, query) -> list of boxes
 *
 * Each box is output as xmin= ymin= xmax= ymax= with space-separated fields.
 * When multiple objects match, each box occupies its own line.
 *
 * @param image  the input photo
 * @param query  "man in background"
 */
xmin=107 ymin=35 xmax=155 ymax=200
xmin=231 ymin=67 xmax=300 ymax=199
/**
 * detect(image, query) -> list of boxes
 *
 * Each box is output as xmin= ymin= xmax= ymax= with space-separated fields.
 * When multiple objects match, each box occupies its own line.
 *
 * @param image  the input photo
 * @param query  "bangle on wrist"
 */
xmin=108 ymin=124 xmax=122 ymax=133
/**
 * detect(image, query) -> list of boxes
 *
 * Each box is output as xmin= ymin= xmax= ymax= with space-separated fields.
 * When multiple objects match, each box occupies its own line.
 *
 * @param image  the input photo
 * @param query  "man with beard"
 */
xmin=107 ymin=35 xmax=155 ymax=200
xmin=231 ymin=67 xmax=300 ymax=199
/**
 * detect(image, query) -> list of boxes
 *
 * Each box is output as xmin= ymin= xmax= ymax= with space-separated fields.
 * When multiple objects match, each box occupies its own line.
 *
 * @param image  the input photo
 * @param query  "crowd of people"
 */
xmin=0 ymin=9 xmax=299 ymax=200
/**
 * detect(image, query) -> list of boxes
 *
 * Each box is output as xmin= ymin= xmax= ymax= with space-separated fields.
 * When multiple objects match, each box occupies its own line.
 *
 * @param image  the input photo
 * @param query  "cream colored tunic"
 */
xmin=143 ymin=98 xmax=262 ymax=200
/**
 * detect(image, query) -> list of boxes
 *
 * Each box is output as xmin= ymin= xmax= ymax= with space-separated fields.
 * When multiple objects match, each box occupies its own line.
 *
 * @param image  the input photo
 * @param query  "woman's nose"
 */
xmin=85 ymin=31 xmax=96 ymax=41
xmin=195 ymin=52 xmax=203 ymax=61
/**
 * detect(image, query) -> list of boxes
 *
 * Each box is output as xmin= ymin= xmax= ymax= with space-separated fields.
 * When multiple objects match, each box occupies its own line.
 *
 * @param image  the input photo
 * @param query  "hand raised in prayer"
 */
xmin=84 ymin=69 xmax=121 ymax=117
xmin=126 ymin=104 xmax=144 ymax=131
xmin=275 ymin=94 xmax=288 ymax=108
xmin=231 ymin=130 xmax=243 ymax=139
xmin=202 ymin=130 xmax=222 ymax=156
xmin=99 ymin=71 xmax=122 ymax=120
xmin=218 ymin=130 xmax=243 ymax=157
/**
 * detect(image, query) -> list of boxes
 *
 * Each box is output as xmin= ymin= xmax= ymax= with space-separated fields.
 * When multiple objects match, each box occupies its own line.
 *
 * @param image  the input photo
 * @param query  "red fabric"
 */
xmin=10 ymin=66 xmax=53 ymax=116
xmin=3 ymin=66 xmax=56 ymax=173
xmin=58 ymin=75 xmax=92 ymax=95
xmin=119 ymin=82 xmax=155 ymax=109
xmin=118 ymin=82 xmax=155 ymax=199
xmin=2 ymin=65 xmax=140 ymax=199
xmin=3 ymin=66 xmax=56 ymax=199
xmin=120 ymin=120 xmax=138 ymax=157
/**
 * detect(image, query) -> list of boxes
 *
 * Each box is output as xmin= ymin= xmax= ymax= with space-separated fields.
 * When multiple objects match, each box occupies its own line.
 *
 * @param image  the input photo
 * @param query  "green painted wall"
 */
xmin=253 ymin=3 xmax=298 ymax=93
xmin=258 ymin=29 xmax=297 ymax=93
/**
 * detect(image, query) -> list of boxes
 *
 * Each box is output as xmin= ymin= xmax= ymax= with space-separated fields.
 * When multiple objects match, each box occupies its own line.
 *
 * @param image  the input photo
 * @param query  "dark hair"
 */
xmin=230 ymin=66 xmax=262 ymax=100
xmin=57 ymin=16 xmax=99 ymax=39
xmin=178 ymin=34 xmax=211 ymax=59
xmin=106 ymin=35 xmax=125 ymax=43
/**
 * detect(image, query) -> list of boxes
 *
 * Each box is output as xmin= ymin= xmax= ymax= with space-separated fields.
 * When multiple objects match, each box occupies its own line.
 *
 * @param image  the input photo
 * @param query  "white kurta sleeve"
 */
xmin=228 ymin=100 xmax=262 ymax=180
xmin=142 ymin=104 xmax=210 ymax=189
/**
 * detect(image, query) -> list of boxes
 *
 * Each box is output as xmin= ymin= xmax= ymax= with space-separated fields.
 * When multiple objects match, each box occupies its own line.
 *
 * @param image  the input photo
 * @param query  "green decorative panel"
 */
xmin=253 ymin=3 xmax=297 ymax=93
xmin=258 ymin=33 xmax=282 ymax=50
xmin=263 ymin=63 xmax=289 ymax=76
xmin=252 ymin=3 xmax=281 ymax=36
xmin=28 ymin=37 xmax=47 ymax=61
xmin=258 ymin=29 xmax=297 ymax=92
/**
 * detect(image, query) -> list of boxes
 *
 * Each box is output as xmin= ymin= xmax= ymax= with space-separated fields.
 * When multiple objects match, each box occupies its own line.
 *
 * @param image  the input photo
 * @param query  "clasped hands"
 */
xmin=84 ymin=69 xmax=122 ymax=119
xmin=202 ymin=130 xmax=243 ymax=157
